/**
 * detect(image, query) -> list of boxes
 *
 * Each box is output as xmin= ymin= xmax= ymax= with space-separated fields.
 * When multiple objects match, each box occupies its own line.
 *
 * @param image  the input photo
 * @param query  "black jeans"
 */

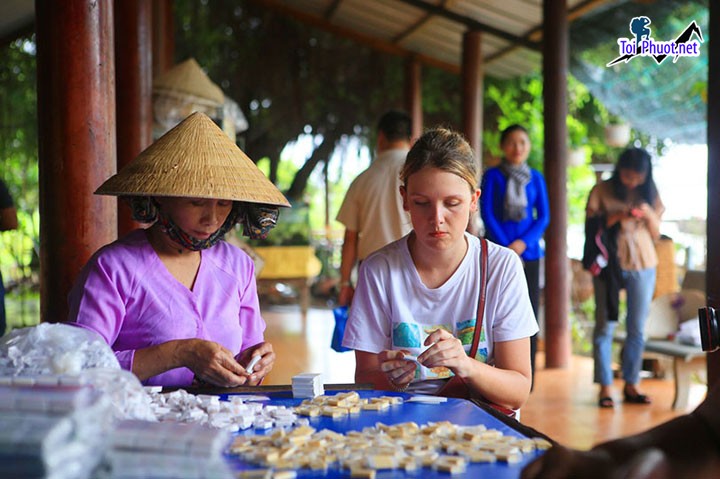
xmin=523 ymin=259 xmax=540 ymax=389
xmin=0 ymin=270 xmax=6 ymax=337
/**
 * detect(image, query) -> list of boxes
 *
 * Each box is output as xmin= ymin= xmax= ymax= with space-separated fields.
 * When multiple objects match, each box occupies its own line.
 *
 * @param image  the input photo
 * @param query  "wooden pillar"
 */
xmin=706 ymin=0 xmax=720 ymax=387
xmin=462 ymin=30 xmax=483 ymax=171
xmin=542 ymin=0 xmax=571 ymax=368
xmin=404 ymin=55 xmax=423 ymax=142
xmin=152 ymin=0 xmax=175 ymax=77
xmin=115 ymin=0 xmax=153 ymax=235
xmin=324 ymin=157 xmax=330 ymax=230
xmin=35 ymin=0 xmax=117 ymax=322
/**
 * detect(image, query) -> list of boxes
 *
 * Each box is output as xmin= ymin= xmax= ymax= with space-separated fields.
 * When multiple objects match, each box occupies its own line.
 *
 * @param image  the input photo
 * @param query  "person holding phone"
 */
xmin=586 ymin=147 xmax=664 ymax=408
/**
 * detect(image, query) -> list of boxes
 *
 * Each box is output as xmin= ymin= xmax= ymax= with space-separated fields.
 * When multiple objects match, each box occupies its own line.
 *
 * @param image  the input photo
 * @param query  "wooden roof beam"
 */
xmin=392 ymin=0 xmax=454 ymax=45
xmin=395 ymin=0 xmax=539 ymax=50
xmin=323 ymin=0 xmax=343 ymax=21
xmin=249 ymin=0 xmax=460 ymax=73
xmin=485 ymin=0 xmax=612 ymax=64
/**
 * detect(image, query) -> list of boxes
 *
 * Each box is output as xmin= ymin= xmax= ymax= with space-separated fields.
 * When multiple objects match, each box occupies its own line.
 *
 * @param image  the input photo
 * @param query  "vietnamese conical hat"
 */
xmin=95 ymin=112 xmax=290 ymax=207
xmin=153 ymin=58 xmax=224 ymax=107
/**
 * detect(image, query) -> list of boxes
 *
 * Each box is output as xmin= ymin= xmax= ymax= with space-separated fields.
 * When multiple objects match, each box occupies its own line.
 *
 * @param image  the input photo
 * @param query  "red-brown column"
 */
xmin=706 ymin=0 xmax=720 ymax=387
xmin=152 ymin=0 xmax=175 ymax=77
xmin=462 ymin=30 xmax=483 ymax=172
xmin=543 ymin=0 xmax=571 ymax=368
xmin=115 ymin=0 xmax=153 ymax=235
xmin=35 ymin=0 xmax=117 ymax=322
xmin=404 ymin=55 xmax=423 ymax=142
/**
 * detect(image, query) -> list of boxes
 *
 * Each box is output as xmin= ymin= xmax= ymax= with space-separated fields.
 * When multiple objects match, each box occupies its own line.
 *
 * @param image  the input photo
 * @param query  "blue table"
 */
xmin=221 ymin=390 xmax=548 ymax=479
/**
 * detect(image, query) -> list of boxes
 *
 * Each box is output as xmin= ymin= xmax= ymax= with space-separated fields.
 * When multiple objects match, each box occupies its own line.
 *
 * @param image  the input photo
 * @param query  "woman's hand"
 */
xmin=508 ymin=239 xmax=527 ymax=256
xmin=417 ymin=328 xmax=473 ymax=377
xmin=338 ymin=284 xmax=354 ymax=307
xmin=182 ymin=339 xmax=248 ymax=387
xmin=235 ymin=342 xmax=275 ymax=386
xmin=378 ymin=349 xmax=417 ymax=390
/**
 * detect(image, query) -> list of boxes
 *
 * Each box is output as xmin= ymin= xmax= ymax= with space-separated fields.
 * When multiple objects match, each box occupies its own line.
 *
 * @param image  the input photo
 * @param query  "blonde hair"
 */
xmin=400 ymin=128 xmax=478 ymax=192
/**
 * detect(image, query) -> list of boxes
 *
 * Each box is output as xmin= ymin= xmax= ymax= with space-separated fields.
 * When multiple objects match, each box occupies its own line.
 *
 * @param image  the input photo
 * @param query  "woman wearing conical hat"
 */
xmin=68 ymin=112 xmax=290 ymax=387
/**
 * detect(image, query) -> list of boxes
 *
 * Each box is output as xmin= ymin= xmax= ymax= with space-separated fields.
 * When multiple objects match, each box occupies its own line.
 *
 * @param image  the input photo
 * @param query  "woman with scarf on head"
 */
xmin=480 ymin=125 xmax=550 ymax=387
xmin=68 ymin=112 xmax=290 ymax=388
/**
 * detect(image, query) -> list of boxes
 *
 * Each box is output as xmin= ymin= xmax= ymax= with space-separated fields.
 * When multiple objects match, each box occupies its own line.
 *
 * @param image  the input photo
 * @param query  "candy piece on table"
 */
xmin=406 ymin=395 xmax=448 ymax=404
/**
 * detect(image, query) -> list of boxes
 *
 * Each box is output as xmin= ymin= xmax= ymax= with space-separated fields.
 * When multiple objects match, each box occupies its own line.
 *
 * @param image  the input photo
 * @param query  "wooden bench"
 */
xmin=612 ymin=289 xmax=707 ymax=410
xmin=613 ymin=335 xmax=705 ymax=410
xmin=253 ymin=245 xmax=322 ymax=315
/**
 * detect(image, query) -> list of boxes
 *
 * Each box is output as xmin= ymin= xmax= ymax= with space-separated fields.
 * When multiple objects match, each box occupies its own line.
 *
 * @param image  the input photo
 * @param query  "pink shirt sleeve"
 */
xmin=68 ymin=238 xmax=140 ymax=372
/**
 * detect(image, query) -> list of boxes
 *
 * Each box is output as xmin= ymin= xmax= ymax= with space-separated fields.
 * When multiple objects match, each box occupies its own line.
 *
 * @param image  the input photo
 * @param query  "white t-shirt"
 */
xmin=342 ymin=233 xmax=538 ymax=392
xmin=336 ymin=148 xmax=412 ymax=260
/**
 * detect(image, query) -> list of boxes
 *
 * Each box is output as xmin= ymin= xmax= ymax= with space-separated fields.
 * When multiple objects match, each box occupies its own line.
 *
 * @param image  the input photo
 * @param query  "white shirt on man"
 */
xmin=336 ymin=148 xmax=412 ymax=260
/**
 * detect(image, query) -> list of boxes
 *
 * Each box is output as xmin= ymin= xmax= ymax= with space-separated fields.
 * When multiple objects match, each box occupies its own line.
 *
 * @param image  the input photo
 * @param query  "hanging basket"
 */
xmin=152 ymin=92 xmax=221 ymax=138
xmin=568 ymin=147 xmax=587 ymax=167
xmin=605 ymin=124 xmax=631 ymax=148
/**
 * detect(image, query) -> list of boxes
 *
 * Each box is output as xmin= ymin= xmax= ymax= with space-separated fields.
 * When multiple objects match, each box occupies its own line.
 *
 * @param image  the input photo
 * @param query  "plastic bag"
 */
xmin=331 ymin=306 xmax=352 ymax=353
xmin=0 ymin=323 xmax=120 ymax=377
xmin=677 ymin=318 xmax=702 ymax=347
xmin=81 ymin=368 xmax=157 ymax=422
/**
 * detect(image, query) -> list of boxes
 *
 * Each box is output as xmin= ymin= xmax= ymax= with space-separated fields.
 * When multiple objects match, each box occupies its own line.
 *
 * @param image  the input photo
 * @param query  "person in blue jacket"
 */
xmin=481 ymin=124 xmax=550 ymax=386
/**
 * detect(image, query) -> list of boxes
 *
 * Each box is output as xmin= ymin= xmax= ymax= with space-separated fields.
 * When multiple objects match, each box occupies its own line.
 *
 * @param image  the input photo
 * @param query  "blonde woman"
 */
xmin=342 ymin=128 xmax=537 ymax=411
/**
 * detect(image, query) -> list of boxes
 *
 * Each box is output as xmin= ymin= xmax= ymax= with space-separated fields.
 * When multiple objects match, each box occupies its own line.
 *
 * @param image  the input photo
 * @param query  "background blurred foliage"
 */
xmin=0 ymin=0 xmax=671 ymax=327
xmin=173 ymin=0 xmax=629 ymax=243
xmin=569 ymin=1 xmax=706 ymax=145
xmin=0 ymin=36 xmax=39 ymax=297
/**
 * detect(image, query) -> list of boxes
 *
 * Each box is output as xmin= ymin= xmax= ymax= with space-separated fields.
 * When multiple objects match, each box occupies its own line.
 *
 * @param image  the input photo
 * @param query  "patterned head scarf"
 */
xmin=129 ymin=197 xmax=279 ymax=250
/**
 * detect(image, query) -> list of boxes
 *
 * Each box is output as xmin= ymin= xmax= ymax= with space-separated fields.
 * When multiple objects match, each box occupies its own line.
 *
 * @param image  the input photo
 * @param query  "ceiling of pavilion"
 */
xmin=0 ymin=0 xmax=33 ymax=45
xmin=569 ymin=1 xmax=707 ymax=145
xmin=0 ymin=0 xmax=708 ymax=144
xmin=263 ymin=0 xmax=707 ymax=144
xmin=254 ymin=0 xmax=610 ymax=78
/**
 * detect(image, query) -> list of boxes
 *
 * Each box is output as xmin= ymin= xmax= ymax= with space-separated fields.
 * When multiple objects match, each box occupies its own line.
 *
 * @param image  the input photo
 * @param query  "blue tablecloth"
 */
xmin=221 ymin=390 xmax=546 ymax=479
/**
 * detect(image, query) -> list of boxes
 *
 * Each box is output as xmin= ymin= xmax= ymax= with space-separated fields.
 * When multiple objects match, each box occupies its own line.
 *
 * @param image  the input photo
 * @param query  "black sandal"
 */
xmin=624 ymin=391 xmax=652 ymax=404
xmin=598 ymin=396 xmax=614 ymax=408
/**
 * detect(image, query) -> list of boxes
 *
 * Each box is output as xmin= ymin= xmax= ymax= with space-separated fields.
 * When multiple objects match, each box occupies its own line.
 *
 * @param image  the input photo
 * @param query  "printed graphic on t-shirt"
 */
xmin=392 ymin=317 xmax=487 ymax=381
xmin=458 ymin=318 xmax=489 ymax=363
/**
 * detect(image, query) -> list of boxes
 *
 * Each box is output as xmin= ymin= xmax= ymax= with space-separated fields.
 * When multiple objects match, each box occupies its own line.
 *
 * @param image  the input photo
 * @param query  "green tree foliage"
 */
xmin=172 ymin=0 xmax=467 ymax=244
xmin=173 ymin=0 xmax=637 ymax=239
xmin=0 ymin=1 xmax=650 ymax=260
xmin=483 ymin=73 xmax=605 ymax=226
xmin=570 ymin=1 xmax=707 ymax=145
xmin=0 ymin=36 xmax=39 ymax=292
xmin=173 ymin=0 xmax=414 ymax=201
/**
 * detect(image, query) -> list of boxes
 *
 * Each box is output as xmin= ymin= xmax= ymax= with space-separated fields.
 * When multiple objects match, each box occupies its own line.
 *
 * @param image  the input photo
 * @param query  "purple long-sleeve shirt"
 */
xmin=68 ymin=229 xmax=266 ymax=387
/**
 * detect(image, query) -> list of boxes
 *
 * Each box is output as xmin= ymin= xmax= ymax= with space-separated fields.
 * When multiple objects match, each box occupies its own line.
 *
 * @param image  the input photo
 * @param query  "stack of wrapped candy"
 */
xmin=292 ymin=372 xmax=324 ymax=399
xmin=105 ymin=420 xmax=234 ymax=479
xmin=0 ymin=380 xmax=112 ymax=479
